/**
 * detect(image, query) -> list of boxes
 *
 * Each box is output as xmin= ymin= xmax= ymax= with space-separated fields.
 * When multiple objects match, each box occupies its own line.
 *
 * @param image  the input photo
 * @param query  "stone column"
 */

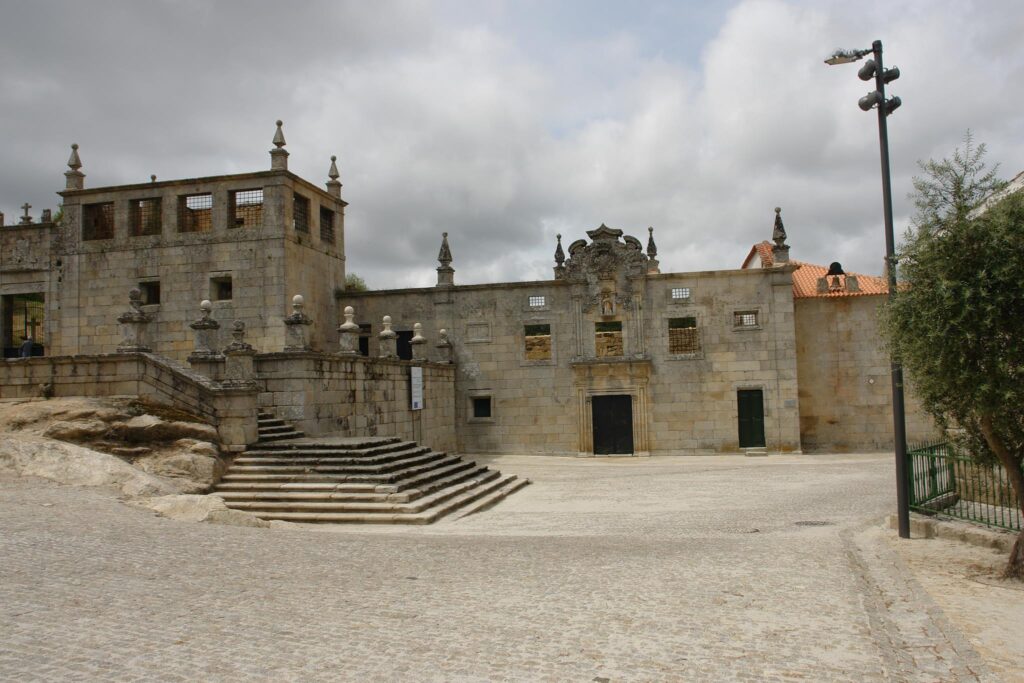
xmin=116 ymin=288 xmax=153 ymax=352
xmin=283 ymin=294 xmax=313 ymax=352
xmin=378 ymin=315 xmax=397 ymax=359
xmin=410 ymin=322 xmax=427 ymax=361
xmin=188 ymin=300 xmax=224 ymax=380
xmin=338 ymin=305 xmax=360 ymax=355
xmin=435 ymin=328 xmax=453 ymax=364
xmin=223 ymin=321 xmax=258 ymax=388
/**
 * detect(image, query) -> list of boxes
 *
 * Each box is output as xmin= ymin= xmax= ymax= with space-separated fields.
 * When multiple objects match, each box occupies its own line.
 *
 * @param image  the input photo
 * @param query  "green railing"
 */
xmin=907 ymin=441 xmax=1021 ymax=532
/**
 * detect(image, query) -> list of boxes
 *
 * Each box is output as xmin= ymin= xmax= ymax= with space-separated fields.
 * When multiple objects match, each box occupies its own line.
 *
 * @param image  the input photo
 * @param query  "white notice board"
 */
xmin=410 ymin=366 xmax=424 ymax=410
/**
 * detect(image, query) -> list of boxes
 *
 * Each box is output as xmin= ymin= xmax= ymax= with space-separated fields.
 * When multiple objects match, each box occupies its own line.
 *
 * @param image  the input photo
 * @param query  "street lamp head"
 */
xmin=824 ymin=47 xmax=870 ymax=65
xmin=885 ymin=96 xmax=902 ymax=115
xmin=857 ymin=59 xmax=877 ymax=81
xmin=858 ymin=91 xmax=883 ymax=111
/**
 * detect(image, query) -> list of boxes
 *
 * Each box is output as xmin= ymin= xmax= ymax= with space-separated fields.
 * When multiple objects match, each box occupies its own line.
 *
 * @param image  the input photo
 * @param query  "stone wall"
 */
xmin=255 ymin=353 xmax=456 ymax=453
xmin=0 ymin=353 xmax=258 ymax=449
xmin=794 ymin=295 xmax=938 ymax=451
xmin=342 ymin=266 xmax=803 ymax=455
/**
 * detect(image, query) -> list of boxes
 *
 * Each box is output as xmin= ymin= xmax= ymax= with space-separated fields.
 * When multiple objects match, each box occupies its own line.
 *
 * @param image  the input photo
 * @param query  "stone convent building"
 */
xmin=0 ymin=123 xmax=936 ymax=456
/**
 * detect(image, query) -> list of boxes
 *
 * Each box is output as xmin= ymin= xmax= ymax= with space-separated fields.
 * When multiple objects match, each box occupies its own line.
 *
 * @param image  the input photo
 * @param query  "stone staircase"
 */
xmin=211 ymin=414 xmax=529 ymax=524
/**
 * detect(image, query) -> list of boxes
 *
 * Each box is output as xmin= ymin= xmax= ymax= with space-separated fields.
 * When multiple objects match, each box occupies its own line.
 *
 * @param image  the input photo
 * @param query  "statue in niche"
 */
xmin=601 ymin=295 xmax=615 ymax=316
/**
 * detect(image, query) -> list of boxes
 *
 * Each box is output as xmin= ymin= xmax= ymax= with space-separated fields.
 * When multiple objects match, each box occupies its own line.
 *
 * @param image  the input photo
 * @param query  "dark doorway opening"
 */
xmin=592 ymin=394 xmax=634 ymax=455
xmin=396 ymin=330 xmax=414 ymax=360
xmin=737 ymin=389 xmax=766 ymax=448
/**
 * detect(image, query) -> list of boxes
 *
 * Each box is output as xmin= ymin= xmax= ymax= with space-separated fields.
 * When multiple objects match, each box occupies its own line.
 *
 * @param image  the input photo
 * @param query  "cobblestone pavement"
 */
xmin=0 ymin=453 xmax=1006 ymax=682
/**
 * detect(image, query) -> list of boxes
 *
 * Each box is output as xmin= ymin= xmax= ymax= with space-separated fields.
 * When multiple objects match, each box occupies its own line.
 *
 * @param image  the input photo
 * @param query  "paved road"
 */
xmin=0 ymin=454 xmax=996 ymax=681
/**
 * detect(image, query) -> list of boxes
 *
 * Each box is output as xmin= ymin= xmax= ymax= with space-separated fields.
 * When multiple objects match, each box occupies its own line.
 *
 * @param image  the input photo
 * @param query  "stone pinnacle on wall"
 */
xmin=436 ymin=232 xmax=454 ymax=287
xmin=553 ymin=234 xmax=566 ymax=279
xmin=65 ymin=143 xmax=85 ymax=190
xmin=646 ymin=227 xmax=661 ymax=274
xmin=771 ymin=207 xmax=790 ymax=265
xmin=326 ymin=155 xmax=342 ymax=198
xmin=270 ymin=120 xmax=289 ymax=171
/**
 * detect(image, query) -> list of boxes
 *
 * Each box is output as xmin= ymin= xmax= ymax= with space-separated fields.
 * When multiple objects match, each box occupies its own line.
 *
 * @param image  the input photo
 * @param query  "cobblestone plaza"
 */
xmin=1 ymin=453 xmax=1008 ymax=682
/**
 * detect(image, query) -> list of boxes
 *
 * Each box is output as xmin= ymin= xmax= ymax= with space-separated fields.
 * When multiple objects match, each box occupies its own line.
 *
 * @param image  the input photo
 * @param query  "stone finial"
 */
xmin=436 ymin=232 xmax=455 ymax=287
xmin=553 ymin=234 xmax=566 ymax=279
xmin=410 ymin=322 xmax=428 ymax=361
xmin=116 ymin=288 xmax=154 ymax=352
xmin=223 ymin=320 xmax=257 ymax=387
xmin=283 ymin=293 xmax=313 ymax=351
xmin=771 ymin=207 xmax=790 ymax=265
xmin=435 ymin=328 xmax=453 ymax=364
xmin=19 ymin=203 xmax=32 ymax=225
xmin=41 ymin=209 xmax=52 ymax=223
xmin=270 ymin=120 xmax=289 ymax=171
xmin=188 ymin=300 xmax=223 ymax=373
xmin=65 ymin=143 xmax=85 ymax=190
xmin=337 ymin=304 xmax=360 ymax=355
xmin=646 ymin=226 xmax=661 ymax=274
xmin=326 ymin=155 xmax=342 ymax=198
xmin=378 ymin=315 xmax=398 ymax=359
xmin=151 ymin=174 xmax=157 ymax=183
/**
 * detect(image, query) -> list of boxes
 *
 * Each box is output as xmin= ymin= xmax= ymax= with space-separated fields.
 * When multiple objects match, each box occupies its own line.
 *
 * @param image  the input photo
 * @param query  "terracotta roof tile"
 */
xmin=742 ymin=241 xmax=888 ymax=298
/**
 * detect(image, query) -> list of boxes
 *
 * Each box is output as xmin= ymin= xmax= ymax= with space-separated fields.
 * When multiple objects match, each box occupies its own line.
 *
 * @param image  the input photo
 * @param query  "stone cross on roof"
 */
xmin=20 ymin=203 xmax=32 ymax=224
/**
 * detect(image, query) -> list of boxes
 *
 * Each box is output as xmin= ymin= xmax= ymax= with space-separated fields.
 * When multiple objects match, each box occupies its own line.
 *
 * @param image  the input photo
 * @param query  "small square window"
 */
xmin=293 ymin=194 xmax=310 ymax=233
xmin=472 ymin=397 xmax=492 ymax=419
xmin=178 ymin=193 xmax=212 ymax=233
xmin=528 ymin=295 xmax=545 ymax=307
xmin=230 ymin=189 xmax=263 ymax=229
xmin=130 ymin=198 xmax=162 ymax=236
xmin=138 ymin=281 xmax=161 ymax=305
xmin=82 ymin=202 xmax=114 ymax=240
xmin=211 ymin=276 xmax=233 ymax=301
xmin=671 ymin=287 xmax=690 ymax=300
xmin=734 ymin=311 xmax=759 ymax=328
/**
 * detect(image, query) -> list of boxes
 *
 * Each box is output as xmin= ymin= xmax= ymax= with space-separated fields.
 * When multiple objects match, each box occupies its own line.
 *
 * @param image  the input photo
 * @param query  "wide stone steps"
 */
xmin=211 ymin=432 xmax=528 ymax=524
xmin=256 ymin=411 xmax=305 ymax=442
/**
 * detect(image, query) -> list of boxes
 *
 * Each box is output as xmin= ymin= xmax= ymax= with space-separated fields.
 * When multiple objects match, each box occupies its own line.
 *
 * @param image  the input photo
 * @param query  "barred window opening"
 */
xmin=524 ymin=323 xmax=552 ymax=360
xmin=595 ymin=320 xmax=623 ymax=357
xmin=671 ymin=287 xmax=690 ymax=300
xmin=528 ymin=295 xmax=545 ymax=307
xmin=320 ymin=207 xmax=335 ymax=244
xmin=734 ymin=311 xmax=759 ymax=328
xmin=82 ymin=202 xmax=114 ymax=241
xmin=178 ymin=193 xmax=212 ymax=233
xmin=230 ymin=189 xmax=264 ymax=229
xmin=130 ymin=198 xmax=161 ymax=237
xmin=293 ymin=194 xmax=310 ymax=233
xmin=668 ymin=317 xmax=699 ymax=354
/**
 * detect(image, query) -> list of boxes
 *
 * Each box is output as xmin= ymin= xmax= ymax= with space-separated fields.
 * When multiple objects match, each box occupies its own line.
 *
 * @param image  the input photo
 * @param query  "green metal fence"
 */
xmin=907 ymin=441 xmax=1021 ymax=532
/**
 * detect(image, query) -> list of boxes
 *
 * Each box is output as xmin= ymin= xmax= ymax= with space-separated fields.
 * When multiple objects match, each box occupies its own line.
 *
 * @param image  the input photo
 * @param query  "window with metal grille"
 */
xmin=472 ymin=396 xmax=492 ymax=419
xmin=138 ymin=281 xmax=161 ymax=305
xmin=178 ymin=193 xmax=212 ymax=233
xmin=734 ymin=311 xmax=759 ymax=328
xmin=671 ymin=287 xmax=690 ymax=300
xmin=130 ymin=198 xmax=161 ymax=236
xmin=524 ymin=323 xmax=552 ymax=360
xmin=595 ymin=320 xmax=623 ymax=357
xmin=210 ymin=276 xmax=232 ymax=301
xmin=320 ymin=207 xmax=335 ymax=244
xmin=82 ymin=202 xmax=114 ymax=240
xmin=668 ymin=317 xmax=699 ymax=354
xmin=293 ymin=194 xmax=310 ymax=233
xmin=230 ymin=189 xmax=263 ymax=229
xmin=528 ymin=295 xmax=545 ymax=307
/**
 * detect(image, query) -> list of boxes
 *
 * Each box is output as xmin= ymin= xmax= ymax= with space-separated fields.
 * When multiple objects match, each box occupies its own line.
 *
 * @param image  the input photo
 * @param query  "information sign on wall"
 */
xmin=410 ymin=366 xmax=424 ymax=410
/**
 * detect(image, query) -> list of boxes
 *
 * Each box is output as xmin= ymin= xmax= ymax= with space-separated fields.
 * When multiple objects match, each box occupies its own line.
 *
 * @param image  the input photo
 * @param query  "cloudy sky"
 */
xmin=2 ymin=0 xmax=1022 ymax=287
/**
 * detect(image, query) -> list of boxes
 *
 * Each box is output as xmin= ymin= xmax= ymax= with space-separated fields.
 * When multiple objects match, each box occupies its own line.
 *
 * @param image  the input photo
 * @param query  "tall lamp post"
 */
xmin=825 ymin=40 xmax=910 ymax=539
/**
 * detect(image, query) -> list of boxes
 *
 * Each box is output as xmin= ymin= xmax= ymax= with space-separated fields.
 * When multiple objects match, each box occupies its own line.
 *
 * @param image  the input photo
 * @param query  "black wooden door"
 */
xmin=737 ymin=389 xmax=766 ymax=448
xmin=592 ymin=395 xmax=634 ymax=455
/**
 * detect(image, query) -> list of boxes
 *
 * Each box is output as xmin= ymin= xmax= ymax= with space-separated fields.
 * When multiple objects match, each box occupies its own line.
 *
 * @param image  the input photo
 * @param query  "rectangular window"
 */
xmin=734 ymin=311 xmax=759 ymax=328
xmin=130 ymin=198 xmax=161 ymax=236
xmin=138 ymin=281 xmax=161 ymax=305
xmin=358 ymin=323 xmax=371 ymax=356
xmin=528 ymin=295 xmax=545 ymax=307
xmin=668 ymin=317 xmax=699 ymax=354
xmin=320 ymin=206 xmax=335 ymax=244
xmin=595 ymin=320 xmax=623 ymax=357
xmin=230 ymin=189 xmax=263 ymax=229
xmin=671 ymin=287 xmax=690 ymax=300
xmin=524 ymin=323 xmax=552 ymax=360
xmin=210 ymin=276 xmax=233 ymax=301
xmin=178 ymin=193 xmax=212 ymax=233
xmin=472 ymin=396 xmax=492 ymax=419
xmin=82 ymin=202 xmax=114 ymax=240
xmin=293 ymin=194 xmax=310 ymax=233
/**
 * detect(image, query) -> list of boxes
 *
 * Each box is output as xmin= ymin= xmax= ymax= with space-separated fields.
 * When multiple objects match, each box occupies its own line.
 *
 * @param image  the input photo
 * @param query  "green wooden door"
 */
xmin=737 ymin=390 xmax=765 ymax=448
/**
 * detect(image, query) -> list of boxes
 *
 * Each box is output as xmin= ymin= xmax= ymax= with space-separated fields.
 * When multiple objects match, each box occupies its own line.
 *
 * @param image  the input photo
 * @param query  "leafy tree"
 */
xmin=883 ymin=137 xmax=1023 ymax=578
xmin=344 ymin=272 xmax=369 ymax=292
